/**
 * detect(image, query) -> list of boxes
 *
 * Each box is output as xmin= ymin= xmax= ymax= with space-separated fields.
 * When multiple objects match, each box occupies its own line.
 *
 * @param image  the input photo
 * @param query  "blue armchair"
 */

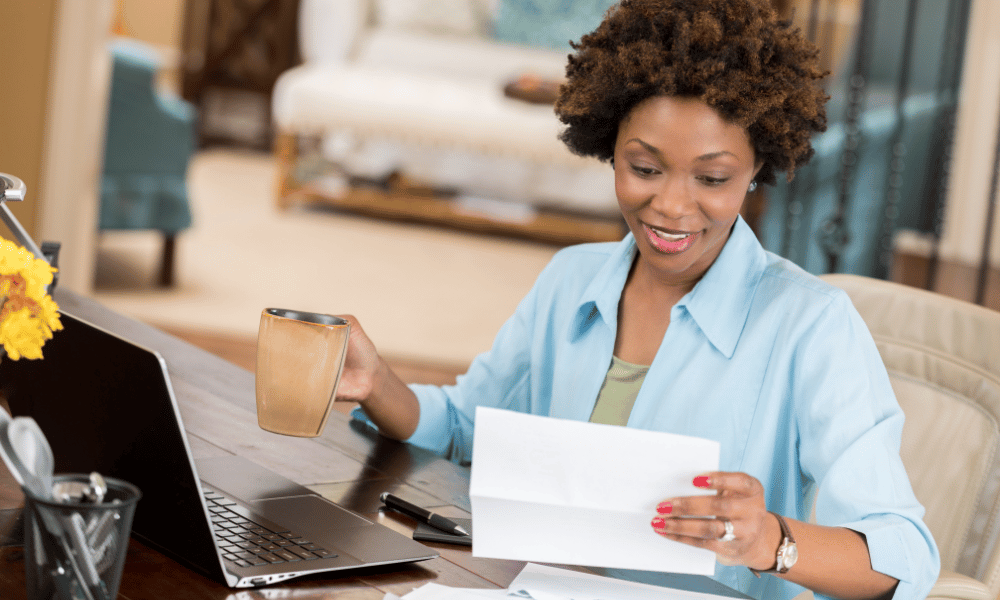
xmin=100 ymin=38 xmax=196 ymax=287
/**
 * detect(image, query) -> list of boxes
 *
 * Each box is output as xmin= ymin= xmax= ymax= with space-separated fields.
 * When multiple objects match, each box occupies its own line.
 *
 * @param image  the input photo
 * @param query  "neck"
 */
xmin=627 ymin=255 xmax=702 ymax=305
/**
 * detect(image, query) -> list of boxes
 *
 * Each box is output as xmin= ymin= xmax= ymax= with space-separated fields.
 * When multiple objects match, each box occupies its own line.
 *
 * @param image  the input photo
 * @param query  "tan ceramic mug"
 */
xmin=255 ymin=308 xmax=350 ymax=437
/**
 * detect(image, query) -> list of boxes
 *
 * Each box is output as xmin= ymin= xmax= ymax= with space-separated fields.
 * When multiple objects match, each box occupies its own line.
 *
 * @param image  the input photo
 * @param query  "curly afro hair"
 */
xmin=554 ymin=0 xmax=828 ymax=185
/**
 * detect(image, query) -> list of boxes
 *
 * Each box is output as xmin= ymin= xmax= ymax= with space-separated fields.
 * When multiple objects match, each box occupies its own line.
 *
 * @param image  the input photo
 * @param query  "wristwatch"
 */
xmin=750 ymin=512 xmax=798 ymax=577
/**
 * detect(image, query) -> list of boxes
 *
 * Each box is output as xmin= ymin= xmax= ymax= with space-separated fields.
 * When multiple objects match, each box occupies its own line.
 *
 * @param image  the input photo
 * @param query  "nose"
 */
xmin=649 ymin=175 xmax=695 ymax=219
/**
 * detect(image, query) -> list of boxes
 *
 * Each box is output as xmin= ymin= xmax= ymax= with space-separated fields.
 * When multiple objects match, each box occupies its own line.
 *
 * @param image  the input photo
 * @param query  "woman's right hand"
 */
xmin=333 ymin=315 xmax=421 ymax=440
xmin=335 ymin=314 xmax=383 ymax=402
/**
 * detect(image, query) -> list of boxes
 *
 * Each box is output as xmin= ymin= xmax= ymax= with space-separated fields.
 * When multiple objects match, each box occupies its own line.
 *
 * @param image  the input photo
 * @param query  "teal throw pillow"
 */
xmin=492 ymin=0 xmax=618 ymax=51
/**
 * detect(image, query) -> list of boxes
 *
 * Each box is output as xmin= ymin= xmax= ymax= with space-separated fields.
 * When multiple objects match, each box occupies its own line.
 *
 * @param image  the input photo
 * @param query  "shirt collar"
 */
xmin=678 ymin=217 xmax=767 ymax=358
xmin=571 ymin=233 xmax=636 ymax=339
xmin=571 ymin=217 xmax=767 ymax=358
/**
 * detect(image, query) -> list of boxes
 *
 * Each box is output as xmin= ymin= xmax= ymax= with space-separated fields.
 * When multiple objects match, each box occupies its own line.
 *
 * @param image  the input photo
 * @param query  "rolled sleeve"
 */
xmin=848 ymin=516 xmax=910 ymax=582
xmin=348 ymin=384 xmax=466 ymax=459
xmin=405 ymin=384 xmax=467 ymax=458
xmin=843 ymin=513 xmax=941 ymax=599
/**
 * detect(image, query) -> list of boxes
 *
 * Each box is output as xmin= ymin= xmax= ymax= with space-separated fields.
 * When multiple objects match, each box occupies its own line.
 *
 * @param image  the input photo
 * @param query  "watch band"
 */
xmin=749 ymin=511 xmax=796 ymax=577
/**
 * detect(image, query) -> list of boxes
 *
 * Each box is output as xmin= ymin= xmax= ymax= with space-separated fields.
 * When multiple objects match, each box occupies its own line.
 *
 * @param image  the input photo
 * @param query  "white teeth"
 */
xmin=651 ymin=229 xmax=690 ymax=241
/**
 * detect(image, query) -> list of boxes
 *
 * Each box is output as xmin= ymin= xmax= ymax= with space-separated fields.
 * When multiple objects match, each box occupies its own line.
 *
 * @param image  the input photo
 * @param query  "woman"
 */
xmin=336 ymin=1 xmax=939 ymax=598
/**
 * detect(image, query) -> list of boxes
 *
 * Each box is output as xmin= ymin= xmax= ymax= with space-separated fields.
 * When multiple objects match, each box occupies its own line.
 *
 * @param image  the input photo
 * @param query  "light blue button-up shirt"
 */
xmin=366 ymin=217 xmax=939 ymax=599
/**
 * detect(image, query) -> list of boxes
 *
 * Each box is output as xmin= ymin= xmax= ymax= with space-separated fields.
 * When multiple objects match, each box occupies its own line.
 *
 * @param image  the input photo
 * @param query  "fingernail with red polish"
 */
xmin=693 ymin=475 xmax=712 ymax=488
xmin=656 ymin=502 xmax=672 ymax=514
xmin=651 ymin=516 xmax=665 ymax=529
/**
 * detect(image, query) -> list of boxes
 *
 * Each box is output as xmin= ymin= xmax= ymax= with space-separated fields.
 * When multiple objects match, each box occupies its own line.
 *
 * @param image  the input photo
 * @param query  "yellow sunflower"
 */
xmin=0 ymin=238 xmax=62 ymax=360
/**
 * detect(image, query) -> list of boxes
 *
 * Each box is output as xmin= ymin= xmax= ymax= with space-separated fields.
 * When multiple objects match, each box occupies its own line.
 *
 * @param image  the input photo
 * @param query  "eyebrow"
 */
xmin=628 ymin=138 xmax=738 ymax=162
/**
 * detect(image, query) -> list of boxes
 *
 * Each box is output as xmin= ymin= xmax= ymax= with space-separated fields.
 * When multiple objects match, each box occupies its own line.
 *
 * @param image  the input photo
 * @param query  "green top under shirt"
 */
xmin=588 ymin=355 xmax=650 ymax=426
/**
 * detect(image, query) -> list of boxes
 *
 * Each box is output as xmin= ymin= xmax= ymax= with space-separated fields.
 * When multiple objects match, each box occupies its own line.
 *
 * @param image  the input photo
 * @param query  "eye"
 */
xmin=699 ymin=175 xmax=730 ymax=186
xmin=630 ymin=164 xmax=658 ymax=177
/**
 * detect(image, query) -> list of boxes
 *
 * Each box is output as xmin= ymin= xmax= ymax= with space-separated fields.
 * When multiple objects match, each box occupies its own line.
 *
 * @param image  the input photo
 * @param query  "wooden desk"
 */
xmin=0 ymin=290 xmax=748 ymax=599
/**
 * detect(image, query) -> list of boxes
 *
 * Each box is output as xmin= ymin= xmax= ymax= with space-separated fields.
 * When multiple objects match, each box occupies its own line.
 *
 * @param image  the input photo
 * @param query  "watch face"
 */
xmin=779 ymin=540 xmax=799 ymax=570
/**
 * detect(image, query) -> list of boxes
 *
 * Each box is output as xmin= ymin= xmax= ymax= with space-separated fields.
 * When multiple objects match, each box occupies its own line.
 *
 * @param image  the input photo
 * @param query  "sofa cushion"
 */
xmin=355 ymin=29 xmax=567 ymax=82
xmin=274 ymin=65 xmax=566 ymax=158
xmin=297 ymin=0 xmax=368 ymax=64
xmin=492 ymin=0 xmax=617 ymax=50
xmin=272 ymin=63 xmax=618 ymax=213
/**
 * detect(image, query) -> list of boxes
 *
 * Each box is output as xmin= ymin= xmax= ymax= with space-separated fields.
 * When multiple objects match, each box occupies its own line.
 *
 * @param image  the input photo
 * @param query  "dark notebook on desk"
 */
xmin=0 ymin=311 xmax=437 ymax=588
xmin=413 ymin=518 xmax=473 ymax=546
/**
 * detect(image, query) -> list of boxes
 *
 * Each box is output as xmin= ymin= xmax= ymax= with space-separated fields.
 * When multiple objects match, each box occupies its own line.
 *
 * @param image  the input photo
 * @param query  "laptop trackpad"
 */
xmin=197 ymin=455 xmax=316 ymax=501
xmin=249 ymin=496 xmax=373 ymax=534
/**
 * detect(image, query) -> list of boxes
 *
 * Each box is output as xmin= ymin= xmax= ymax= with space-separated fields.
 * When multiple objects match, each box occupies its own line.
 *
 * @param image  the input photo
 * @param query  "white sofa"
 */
xmin=271 ymin=0 xmax=620 ymax=224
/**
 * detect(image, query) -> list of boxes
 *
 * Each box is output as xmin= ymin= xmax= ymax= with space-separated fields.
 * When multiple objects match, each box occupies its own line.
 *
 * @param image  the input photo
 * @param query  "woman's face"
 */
xmin=614 ymin=96 xmax=761 ymax=287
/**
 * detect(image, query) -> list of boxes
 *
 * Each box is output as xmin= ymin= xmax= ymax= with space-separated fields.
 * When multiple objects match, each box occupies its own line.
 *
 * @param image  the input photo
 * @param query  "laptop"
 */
xmin=0 ymin=310 xmax=438 ymax=588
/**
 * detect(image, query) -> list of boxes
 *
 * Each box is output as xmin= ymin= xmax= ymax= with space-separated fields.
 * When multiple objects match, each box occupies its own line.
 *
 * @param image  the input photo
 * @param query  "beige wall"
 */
xmin=115 ymin=0 xmax=187 ymax=92
xmin=117 ymin=0 xmax=186 ymax=49
xmin=942 ymin=0 xmax=1000 ymax=267
xmin=0 ymin=0 xmax=112 ymax=293
xmin=0 ymin=0 xmax=58 ymax=239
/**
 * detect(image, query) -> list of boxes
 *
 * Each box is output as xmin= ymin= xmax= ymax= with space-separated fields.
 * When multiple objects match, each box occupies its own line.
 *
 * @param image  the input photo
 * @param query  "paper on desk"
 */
xmin=508 ymin=563 xmax=735 ymax=600
xmin=392 ymin=583 xmax=509 ymax=599
xmin=469 ymin=407 xmax=720 ymax=575
xmin=387 ymin=563 xmax=739 ymax=600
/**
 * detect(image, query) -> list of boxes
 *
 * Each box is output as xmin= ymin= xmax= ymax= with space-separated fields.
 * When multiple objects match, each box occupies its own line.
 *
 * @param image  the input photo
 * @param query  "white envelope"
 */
xmin=469 ymin=407 xmax=720 ymax=575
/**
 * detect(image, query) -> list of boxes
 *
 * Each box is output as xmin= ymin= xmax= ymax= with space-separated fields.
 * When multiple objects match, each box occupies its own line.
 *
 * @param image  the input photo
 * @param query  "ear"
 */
xmin=753 ymin=158 xmax=764 ymax=180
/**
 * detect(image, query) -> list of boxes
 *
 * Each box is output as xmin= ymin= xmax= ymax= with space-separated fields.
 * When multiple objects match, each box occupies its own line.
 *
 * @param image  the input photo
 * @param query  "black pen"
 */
xmin=380 ymin=492 xmax=470 ymax=536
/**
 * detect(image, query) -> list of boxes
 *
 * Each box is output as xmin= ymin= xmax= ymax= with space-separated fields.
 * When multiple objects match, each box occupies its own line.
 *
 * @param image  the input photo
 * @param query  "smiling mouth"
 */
xmin=643 ymin=223 xmax=699 ymax=254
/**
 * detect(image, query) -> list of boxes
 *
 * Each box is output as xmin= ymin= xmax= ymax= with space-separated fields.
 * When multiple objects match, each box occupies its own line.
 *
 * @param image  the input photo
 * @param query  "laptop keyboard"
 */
xmin=204 ymin=490 xmax=336 ymax=568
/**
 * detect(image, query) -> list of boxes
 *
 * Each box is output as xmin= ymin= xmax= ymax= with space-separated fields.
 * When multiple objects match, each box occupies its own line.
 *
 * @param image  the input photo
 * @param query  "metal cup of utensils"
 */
xmin=23 ymin=475 xmax=141 ymax=600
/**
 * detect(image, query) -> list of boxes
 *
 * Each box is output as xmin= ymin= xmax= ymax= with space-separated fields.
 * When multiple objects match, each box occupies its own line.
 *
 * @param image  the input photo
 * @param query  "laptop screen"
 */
xmin=0 ymin=311 xmax=224 ymax=580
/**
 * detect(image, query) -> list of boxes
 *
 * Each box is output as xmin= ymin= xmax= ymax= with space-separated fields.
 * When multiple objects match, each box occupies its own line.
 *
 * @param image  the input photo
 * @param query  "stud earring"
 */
xmin=748 ymin=180 xmax=758 ymax=193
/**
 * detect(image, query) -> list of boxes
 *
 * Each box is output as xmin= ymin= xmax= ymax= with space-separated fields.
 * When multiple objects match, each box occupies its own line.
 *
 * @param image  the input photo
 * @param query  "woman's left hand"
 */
xmin=650 ymin=472 xmax=780 ymax=570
